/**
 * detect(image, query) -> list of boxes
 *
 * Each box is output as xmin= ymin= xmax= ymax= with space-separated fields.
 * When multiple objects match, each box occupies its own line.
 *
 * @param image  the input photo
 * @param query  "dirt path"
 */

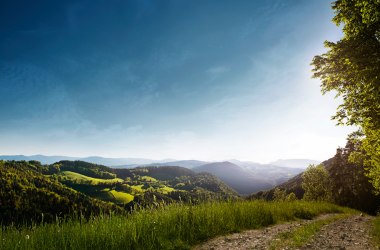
xmin=193 ymin=214 xmax=334 ymax=250
xmin=299 ymin=215 xmax=375 ymax=250
xmin=193 ymin=214 xmax=376 ymax=250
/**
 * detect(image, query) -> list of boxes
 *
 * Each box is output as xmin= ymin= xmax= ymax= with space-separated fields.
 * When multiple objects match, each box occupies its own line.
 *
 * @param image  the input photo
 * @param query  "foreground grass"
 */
xmin=269 ymin=213 xmax=353 ymax=249
xmin=0 ymin=201 xmax=352 ymax=250
xmin=372 ymin=216 xmax=380 ymax=247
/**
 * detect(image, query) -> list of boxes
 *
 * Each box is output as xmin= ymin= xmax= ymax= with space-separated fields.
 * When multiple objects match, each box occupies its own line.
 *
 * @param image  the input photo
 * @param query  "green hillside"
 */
xmin=55 ymin=162 xmax=240 ymax=206
xmin=57 ymin=171 xmax=123 ymax=184
xmin=0 ymin=160 xmax=239 ymax=225
xmin=0 ymin=160 xmax=122 ymax=226
xmin=249 ymin=138 xmax=380 ymax=214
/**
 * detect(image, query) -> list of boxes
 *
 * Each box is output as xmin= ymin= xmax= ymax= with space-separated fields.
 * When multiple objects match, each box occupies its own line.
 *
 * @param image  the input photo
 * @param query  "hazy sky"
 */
xmin=0 ymin=0 xmax=354 ymax=162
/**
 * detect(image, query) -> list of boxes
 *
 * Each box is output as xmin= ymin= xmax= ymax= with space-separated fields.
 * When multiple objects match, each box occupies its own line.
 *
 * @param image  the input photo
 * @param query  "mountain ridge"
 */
xmin=0 ymin=154 xmax=319 ymax=168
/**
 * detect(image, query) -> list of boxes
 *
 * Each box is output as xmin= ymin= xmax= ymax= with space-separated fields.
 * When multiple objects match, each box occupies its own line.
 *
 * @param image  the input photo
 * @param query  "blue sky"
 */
xmin=0 ymin=0 xmax=354 ymax=162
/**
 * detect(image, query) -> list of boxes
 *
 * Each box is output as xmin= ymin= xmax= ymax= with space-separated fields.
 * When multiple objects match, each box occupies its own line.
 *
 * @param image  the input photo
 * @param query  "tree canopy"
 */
xmin=311 ymin=0 xmax=380 ymax=192
xmin=302 ymin=164 xmax=332 ymax=202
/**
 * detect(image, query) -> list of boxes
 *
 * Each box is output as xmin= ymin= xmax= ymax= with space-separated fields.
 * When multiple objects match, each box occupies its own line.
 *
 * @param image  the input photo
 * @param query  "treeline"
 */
xmin=326 ymin=134 xmax=380 ymax=213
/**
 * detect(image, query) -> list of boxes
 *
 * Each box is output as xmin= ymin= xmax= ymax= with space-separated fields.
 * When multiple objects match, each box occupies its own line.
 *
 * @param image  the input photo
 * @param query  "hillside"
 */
xmin=250 ymin=141 xmax=380 ymax=214
xmin=230 ymin=160 xmax=303 ymax=185
xmin=193 ymin=161 xmax=274 ymax=195
xmin=0 ymin=160 xmax=240 ymax=225
xmin=39 ymin=160 xmax=239 ymax=205
xmin=0 ymin=160 xmax=122 ymax=226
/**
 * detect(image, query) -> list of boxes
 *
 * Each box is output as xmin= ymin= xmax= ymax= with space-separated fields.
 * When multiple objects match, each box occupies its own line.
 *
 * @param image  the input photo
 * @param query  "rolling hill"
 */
xmin=0 ymin=159 xmax=241 ymax=225
xmin=26 ymin=160 xmax=239 ymax=204
xmin=0 ymin=160 xmax=122 ymax=226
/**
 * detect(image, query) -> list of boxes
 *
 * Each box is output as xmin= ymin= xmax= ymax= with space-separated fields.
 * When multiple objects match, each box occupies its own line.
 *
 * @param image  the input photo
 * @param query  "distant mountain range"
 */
xmin=193 ymin=161 xmax=304 ymax=195
xmin=269 ymin=159 xmax=320 ymax=169
xmin=0 ymin=155 xmax=319 ymax=168
xmin=0 ymin=155 xmax=172 ymax=166
xmin=142 ymin=160 xmax=209 ymax=169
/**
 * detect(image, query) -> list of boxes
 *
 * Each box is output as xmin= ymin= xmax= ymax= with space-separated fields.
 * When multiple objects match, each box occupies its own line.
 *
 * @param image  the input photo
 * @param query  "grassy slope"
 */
xmin=109 ymin=190 xmax=134 ymax=204
xmin=59 ymin=171 xmax=123 ymax=184
xmin=0 ymin=201 xmax=353 ymax=250
xmin=0 ymin=161 xmax=122 ymax=226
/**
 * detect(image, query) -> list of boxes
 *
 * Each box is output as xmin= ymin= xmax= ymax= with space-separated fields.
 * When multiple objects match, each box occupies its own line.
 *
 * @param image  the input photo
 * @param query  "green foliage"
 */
xmin=55 ymin=161 xmax=117 ymax=179
xmin=311 ymin=0 xmax=380 ymax=192
xmin=50 ymin=161 xmax=239 ymax=206
xmin=0 ymin=201 xmax=349 ymax=250
xmin=286 ymin=192 xmax=298 ymax=202
xmin=273 ymin=188 xmax=287 ymax=201
xmin=328 ymin=134 xmax=380 ymax=214
xmin=251 ymin=136 xmax=380 ymax=214
xmin=109 ymin=190 xmax=134 ymax=204
xmin=58 ymin=171 xmax=123 ymax=185
xmin=0 ymin=161 xmax=122 ymax=226
xmin=0 ymin=159 xmax=240 ymax=227
xmin=302 ymin=164 xmax=332 ymax=202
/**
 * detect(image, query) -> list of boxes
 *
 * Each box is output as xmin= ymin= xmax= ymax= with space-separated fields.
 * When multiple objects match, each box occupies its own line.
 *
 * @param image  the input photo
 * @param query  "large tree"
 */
xmin=328 ymin=133 xmax=380 ymax=213
xmin=302 ymin=164 xmax=332 ymax=202
xmin=311 ymin=0 xmax=380 ymax=192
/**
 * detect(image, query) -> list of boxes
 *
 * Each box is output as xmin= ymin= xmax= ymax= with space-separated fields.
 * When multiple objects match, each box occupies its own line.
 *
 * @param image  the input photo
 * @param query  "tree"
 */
xmin=273 ymin=188 xmax=287 ymax=201
xmin=302 ymin=164 xmax=332 ymax=202
xmin=286 ymin=192 xmax=297 ymax=202
xmin=311 ymin=0 xmax=380 ymax=192
xmin=328 ymin=134 xmax=380 ymax=214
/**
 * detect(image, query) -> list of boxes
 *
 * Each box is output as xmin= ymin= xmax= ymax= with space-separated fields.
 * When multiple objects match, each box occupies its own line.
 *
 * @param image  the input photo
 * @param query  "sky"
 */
xmin=0 ymin=0 xmax=355 ymax=163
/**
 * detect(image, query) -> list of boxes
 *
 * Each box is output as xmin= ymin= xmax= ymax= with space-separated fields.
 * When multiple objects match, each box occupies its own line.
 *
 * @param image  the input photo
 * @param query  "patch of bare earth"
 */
xmin=193 ymin=214 xmax=334 ymax=250
xmin=300 ymin=215 xmax=376 ymax=250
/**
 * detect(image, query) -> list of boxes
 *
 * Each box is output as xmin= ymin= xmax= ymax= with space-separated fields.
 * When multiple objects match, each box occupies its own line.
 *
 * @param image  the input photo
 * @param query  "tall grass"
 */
xmin=0 ymin=201 xmax=350 ymax=250
xmin=372 ymin=216 xmax=380 ymax=247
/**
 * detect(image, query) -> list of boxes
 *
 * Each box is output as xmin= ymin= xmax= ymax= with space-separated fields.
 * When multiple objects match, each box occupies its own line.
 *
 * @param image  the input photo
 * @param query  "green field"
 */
xmin=109 ymin=190 xmax=134 ymax=204
xmin=130 ymin=184 xmax=144 ymax=193
xmin=157 ymin=185 xmax=176 ymax=194
xmin=59 ymin=171 xmax=123 ymax=184
xmin=0 ymin=201 xmax=354 ymax=250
